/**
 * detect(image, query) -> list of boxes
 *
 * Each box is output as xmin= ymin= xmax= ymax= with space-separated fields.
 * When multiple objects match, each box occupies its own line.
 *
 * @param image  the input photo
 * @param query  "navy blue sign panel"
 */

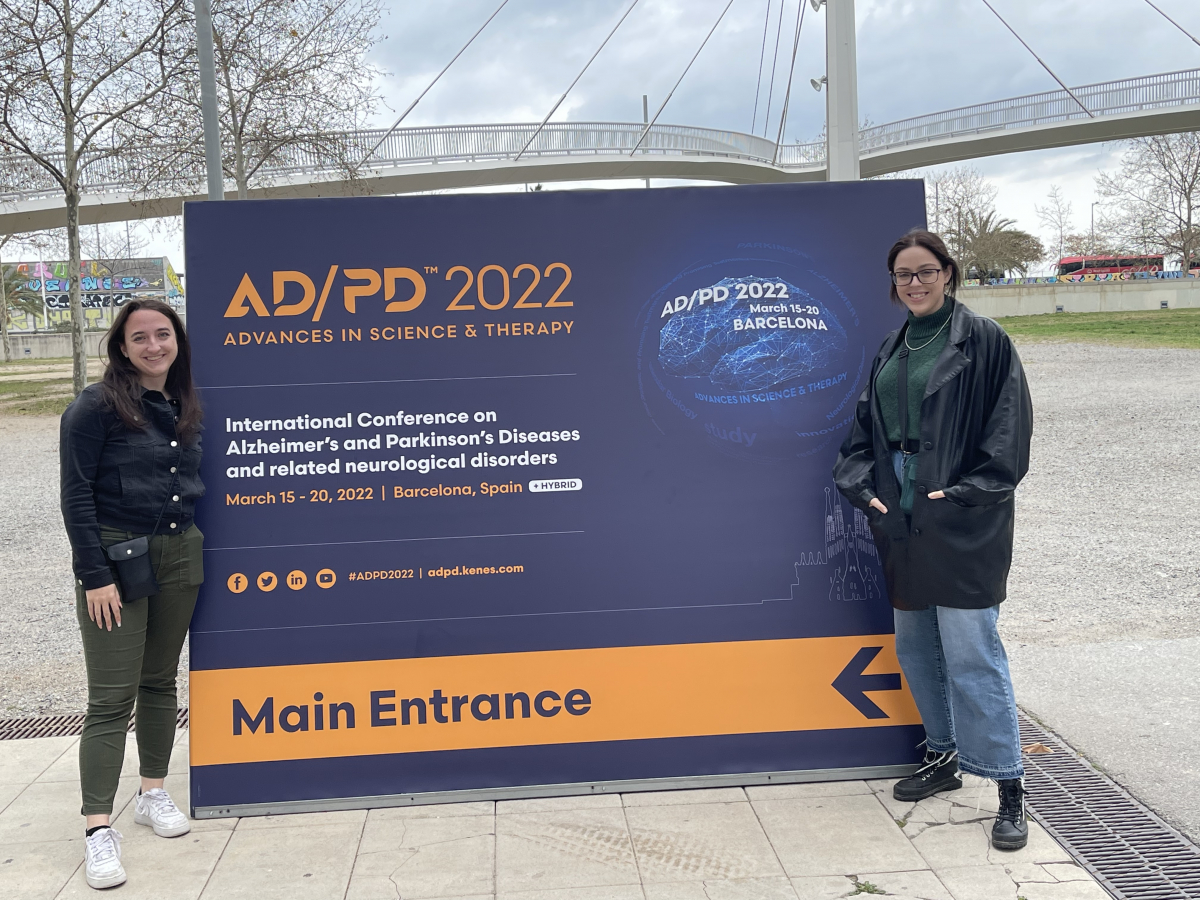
xmin=184 ymin=182 xmax=927 ymax=811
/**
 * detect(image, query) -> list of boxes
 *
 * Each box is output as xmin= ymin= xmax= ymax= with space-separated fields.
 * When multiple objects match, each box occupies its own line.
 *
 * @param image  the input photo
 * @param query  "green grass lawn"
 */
xmin=0 ymin=377 xmax=74 ymax=416
xmin=999 ymin=307 xmax=1200 ymax=349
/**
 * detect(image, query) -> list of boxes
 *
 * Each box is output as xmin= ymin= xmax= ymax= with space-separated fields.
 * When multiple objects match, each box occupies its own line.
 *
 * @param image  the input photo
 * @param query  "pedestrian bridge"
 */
xmin=1 ymin=67 xmax=1197 ymax=233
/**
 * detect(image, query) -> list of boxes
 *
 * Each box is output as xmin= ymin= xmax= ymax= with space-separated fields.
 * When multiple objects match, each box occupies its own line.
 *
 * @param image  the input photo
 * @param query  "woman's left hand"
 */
xmin=927 ymin=490 xmax=946 ymax=500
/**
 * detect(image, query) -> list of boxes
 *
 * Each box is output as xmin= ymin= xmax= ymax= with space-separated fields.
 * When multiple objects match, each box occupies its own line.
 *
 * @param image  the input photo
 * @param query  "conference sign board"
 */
xmin=185 ymin=182 xmax=927 ymax=816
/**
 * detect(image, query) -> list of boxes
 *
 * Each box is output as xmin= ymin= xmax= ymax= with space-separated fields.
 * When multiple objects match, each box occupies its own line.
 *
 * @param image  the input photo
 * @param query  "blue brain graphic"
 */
xmin=658 ymin=276 xmax=847 ymax=392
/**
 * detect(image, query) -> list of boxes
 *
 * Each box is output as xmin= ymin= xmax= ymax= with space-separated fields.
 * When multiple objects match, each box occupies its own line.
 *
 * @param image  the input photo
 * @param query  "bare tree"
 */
xmin=187 ymin=0 xmax=384 ymax=200
xmin=1035 ymin=184 xmax=1073 ymax=262
xmin=85 ymin=222 xmax=152 ymax=329
xmin=1098 ymin=133 xmax=1200 ymax=271
xmin=0 ymin=0 xmax=190 ymax=394
xmin=924 ymin=166 xmax=1000 ymax=262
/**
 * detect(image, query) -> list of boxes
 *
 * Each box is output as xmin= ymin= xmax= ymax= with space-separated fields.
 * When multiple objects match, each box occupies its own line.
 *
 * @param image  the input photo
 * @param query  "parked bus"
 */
xmin=1056 ymin=255 xmax=1163 ymax=276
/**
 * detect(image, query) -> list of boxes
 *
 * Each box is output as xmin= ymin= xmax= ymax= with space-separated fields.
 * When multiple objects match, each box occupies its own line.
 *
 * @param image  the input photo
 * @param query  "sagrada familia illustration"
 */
xmin=793 ymin=486 xmax=882 ymax=602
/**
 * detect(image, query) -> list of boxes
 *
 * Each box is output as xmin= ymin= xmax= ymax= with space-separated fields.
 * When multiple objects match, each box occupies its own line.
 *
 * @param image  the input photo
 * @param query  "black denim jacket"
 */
xmin=60 ymin=383 xmax=205 ymax=590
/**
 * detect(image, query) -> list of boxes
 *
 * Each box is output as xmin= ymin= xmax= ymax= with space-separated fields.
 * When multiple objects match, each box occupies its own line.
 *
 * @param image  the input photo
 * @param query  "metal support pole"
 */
xmin=824 ymin=0 xmax=859 ymax=181
xmin=195 ymin=0 xmax=225 ymax=201
xmin=642 ymin=94 xmax=650 ymax=189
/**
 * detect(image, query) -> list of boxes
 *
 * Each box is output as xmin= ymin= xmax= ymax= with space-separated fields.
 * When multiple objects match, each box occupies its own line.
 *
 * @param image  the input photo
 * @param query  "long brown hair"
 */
xmin=101 ymin=298 xmax=203 ymax=441
xmin=886 ymin=229 xmax=962 ymax=304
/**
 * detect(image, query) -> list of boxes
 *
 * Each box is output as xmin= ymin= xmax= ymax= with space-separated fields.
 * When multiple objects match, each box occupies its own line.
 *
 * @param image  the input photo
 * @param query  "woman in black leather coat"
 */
xmin=833 ymin=229 xmax=1033 ymax=851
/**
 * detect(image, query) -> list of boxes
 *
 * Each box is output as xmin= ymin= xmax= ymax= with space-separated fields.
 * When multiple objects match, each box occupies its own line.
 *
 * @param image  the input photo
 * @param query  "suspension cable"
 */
xmin=360 ymin=0 xmax=514 ymax=166
xmin=978 ymin=0 xmax=1094 ymax=118
xmin=1142 ymin=0 xmax=1200 ymax=48
xmin=751 ymin=0 xmax=773 ymax=133
xmin=771 ymin=0 xmax=807 ymax=164
xmin=761 ymin=0 xmax=789 ymax=137
xmin=630 ymin=0 xmax=738 ymax=156
xmin=515 ymin=0 xmax=643 ymax=161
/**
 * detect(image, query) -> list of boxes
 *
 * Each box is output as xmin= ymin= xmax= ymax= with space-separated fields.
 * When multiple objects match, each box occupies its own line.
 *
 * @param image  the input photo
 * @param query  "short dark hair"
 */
xmin=101 ymin=298 xmax=203 ymax=441
xmin=886 ymin=229 xmax=961 ymax=304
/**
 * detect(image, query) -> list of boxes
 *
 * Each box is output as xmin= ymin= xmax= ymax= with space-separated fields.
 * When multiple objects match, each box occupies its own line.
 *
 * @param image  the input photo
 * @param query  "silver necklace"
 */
xmin=904 ymin=312 xmax=951 ymax=352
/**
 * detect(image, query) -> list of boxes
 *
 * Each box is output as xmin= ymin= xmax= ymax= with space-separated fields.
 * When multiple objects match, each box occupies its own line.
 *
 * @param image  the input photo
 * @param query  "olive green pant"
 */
xmin=75 ymin=525 xmax=203 ymax=815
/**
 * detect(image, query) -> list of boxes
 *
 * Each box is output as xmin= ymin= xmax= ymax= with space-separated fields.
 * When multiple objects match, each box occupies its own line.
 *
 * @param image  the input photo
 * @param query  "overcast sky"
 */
xmin=145 ymin=0 xmax=1200 ymax=270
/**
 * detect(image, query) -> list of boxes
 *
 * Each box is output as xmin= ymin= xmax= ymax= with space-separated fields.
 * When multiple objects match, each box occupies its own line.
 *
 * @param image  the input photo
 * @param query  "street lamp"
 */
xmin=1090 ymin=201 xmax=1099 ymax=256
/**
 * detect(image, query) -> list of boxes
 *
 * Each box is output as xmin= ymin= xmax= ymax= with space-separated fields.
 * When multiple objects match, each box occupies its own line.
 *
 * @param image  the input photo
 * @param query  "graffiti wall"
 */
xmin=964 ymin=270 xmax=1200 ymax=287
xmin=3 ymin=256 xmax=184 ymax=333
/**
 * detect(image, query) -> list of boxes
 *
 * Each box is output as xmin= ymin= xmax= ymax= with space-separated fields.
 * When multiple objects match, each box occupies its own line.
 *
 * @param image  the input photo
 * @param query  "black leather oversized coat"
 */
xmin=832 ymin=299 xmax=1032 ymax=611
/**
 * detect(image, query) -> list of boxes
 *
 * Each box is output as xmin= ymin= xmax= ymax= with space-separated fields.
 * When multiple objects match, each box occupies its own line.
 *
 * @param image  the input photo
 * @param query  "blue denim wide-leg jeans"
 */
xmin=893 ymin=604 xmax=1024 ymax=779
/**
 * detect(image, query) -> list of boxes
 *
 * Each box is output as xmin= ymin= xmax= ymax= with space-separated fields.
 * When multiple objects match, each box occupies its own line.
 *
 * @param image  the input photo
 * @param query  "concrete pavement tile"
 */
xmin=909 ymin=797 xmax=952 ymax=825
xmin=55 ymin=829 xmax=233 ymax=899
xmin=1040 ymin=863 xmax=1091 ymax=882
xmin=369 ymin=800 xmax=495 ymax=819
xmin=642 ymin=883 xmax=710 ymax=900
xmin=201 ymin=822 xmax=361 ymax=899
xmin=946 ymin=784 xmax=997 ymax=815
xmin=1001 ymin=863 xmax=1056 ymax=883
xmin=498 ymin=795 xmax=622 ymax=814
xmin=0 ymin=776 xmax=138 ymax=844
xmin=499 ymin=888 xmax=643 ymax=900
xmin=352 ymin=814 xmax=494 ymax=898
xmin=236 ymin=808 xmax=367 ymax=829
xmin=1013 ymin=882 xmax=1111 ymax=900
xmin=625 ymin=801 xmax=783 ymax=882
xmin=495 ymin=808 xmax=638 ymax=892
xmin=933 ymin=865 xmax=1018 ymax=900
xmin=645 ymin=877 xmax=801 ymax=899
xmin=622 ymin=788 xmax=747 ymax=807
xmin=788 ymin=875 xmax=856 ymax=899
xmin=911 ymin=822 xmax=992 ymax=870
xmin=0 ymin=781 xmax=24 ymax=815
xmin=985 ymin=822 xmax=1071 ymax=866
xmin=0 ymin=837 xmax=82 ymax=900
xmin=0 ymin=736 xmax=76 ymax=785
xmin=902 ymin=819 xmax=935 ymax=841
xmin=751 ymin=794 xmax=926 ymax=877
xmin=745 ymin=781 xmax=870 ymax=800
xmin=37 ymin=733 xmax=148 ymax=782
xmin=857 ymin=870 xmax=953 ymax=899
xmin=865 ymin=781 xmax=918 ymax=821
xmin=694 ymin=876 xmax=800 ymax=899
xmin=948 ymin=804 xmax=993 ymax=824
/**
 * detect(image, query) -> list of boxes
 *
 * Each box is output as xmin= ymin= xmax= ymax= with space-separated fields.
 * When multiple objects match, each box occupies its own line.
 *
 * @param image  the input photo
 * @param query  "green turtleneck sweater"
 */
xmin=877 ymin=298 xmax=954 ymax=444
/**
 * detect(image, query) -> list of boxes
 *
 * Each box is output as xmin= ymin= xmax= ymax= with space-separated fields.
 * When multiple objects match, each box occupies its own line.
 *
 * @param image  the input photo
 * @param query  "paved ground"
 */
xmin=999 ymin=343 xmax=1200 ymax=843
xmin=0 ymin=733 xmax=1108 ymax=900
xmin=0 ymin=414 xmax=186 ymax=720
xmin=0 ymin=341 xmax=1197 ymax=871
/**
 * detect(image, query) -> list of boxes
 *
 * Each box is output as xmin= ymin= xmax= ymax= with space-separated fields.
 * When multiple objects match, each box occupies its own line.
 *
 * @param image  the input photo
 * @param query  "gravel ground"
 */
xmin=1 ymin=341 xmax=1197 ymax=834
xmin=0 ymin=415 xmax=189 ymax=718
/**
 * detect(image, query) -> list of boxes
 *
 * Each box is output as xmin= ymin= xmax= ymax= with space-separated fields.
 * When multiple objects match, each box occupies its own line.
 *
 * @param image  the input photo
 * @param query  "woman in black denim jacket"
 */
xmin=59 ymin=298 xmax=204 ymax=890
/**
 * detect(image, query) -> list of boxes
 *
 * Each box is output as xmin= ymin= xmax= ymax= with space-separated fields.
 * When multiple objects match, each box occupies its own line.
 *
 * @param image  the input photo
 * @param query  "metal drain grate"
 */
xmin=0 ymin=707 xmax=189 ymax=741
xmin=1021 ymin=712 xmax=1200 ymax=899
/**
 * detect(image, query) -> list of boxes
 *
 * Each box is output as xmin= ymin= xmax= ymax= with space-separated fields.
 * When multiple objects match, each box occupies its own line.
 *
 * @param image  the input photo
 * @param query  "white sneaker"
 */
xmin=84 ymin=826 xmax=126 ymax=889
xmin=133 ymin=787 xmax=191 ymax=837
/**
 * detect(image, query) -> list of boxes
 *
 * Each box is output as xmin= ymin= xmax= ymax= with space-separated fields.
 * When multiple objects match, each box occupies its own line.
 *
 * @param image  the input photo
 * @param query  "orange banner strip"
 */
xmin=190 ymin=636 xmax=920 ymax=767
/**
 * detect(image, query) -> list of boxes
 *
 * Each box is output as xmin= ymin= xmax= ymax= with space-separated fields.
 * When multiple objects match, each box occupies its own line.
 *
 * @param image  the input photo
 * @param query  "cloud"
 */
xmin=140 ymin=0 xmax=1198 ymax=266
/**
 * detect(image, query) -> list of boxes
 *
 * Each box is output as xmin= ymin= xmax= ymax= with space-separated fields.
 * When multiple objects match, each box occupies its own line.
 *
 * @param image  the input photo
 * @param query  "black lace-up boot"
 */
xmin=892 ymin=749 xmax=962 ymax=801
xmin=991 ymin=778 xmax=1029 ymax=850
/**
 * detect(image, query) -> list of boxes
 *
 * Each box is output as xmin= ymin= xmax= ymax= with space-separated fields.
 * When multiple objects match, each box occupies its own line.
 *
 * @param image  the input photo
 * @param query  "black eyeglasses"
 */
xmin=891 ymin=267 xmax=944 ymax=286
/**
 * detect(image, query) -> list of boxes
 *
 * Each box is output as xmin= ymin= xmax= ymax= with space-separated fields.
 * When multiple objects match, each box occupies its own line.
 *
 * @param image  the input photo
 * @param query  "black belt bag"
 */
xmin=106 ymin=536 xmax=158 ymax=601
xmin=105 ymin=446 xmax=183 ymax=601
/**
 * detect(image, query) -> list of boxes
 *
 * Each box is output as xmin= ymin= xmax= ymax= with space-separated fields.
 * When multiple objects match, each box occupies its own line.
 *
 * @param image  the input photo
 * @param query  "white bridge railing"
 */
xmin=1 ymin=68 xmax=1197 ymax=204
